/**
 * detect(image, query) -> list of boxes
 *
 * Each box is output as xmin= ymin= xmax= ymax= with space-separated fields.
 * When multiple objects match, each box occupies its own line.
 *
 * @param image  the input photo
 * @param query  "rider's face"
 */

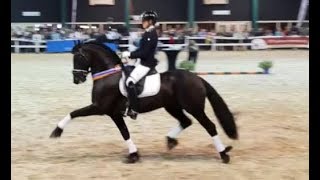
xmin=142 ymin=20 xmax=152 ymax=29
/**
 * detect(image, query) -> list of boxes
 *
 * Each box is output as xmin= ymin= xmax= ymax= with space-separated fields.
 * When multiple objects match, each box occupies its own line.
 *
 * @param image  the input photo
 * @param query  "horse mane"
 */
xmin=72 ymin=40 xmax=122 ymax=64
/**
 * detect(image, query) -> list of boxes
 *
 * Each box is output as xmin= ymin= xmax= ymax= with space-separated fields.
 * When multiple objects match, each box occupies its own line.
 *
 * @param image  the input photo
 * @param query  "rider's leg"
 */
xmin=125 ymin=64 xmax=150 ymax=118
xmin=126 ymin=81 xmax=139 ymax=113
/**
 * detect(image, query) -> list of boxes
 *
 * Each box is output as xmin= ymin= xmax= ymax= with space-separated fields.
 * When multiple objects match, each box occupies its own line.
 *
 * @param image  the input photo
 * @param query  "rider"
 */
xmin=121 ymin=10 xmax=159 ymax=119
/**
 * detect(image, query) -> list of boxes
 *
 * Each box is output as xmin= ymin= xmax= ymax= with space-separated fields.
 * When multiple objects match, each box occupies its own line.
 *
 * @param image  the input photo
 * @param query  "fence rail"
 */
xmin=11 ymin=35 xmax=308 ymax=53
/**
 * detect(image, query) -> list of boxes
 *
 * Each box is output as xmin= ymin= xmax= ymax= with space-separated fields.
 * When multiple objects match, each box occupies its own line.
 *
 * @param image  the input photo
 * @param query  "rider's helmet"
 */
xmin=141 ymin=11 xmax=158 ymax=25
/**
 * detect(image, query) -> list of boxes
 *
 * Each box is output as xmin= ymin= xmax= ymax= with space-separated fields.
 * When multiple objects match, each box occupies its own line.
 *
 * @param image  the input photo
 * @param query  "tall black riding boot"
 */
xmin=126 ymin=82 xmax=139 ymax=120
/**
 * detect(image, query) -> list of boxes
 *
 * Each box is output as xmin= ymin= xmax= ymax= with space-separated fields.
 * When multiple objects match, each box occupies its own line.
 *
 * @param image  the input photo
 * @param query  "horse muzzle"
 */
xmin=72 ymin=70 xmax=88 ymax=84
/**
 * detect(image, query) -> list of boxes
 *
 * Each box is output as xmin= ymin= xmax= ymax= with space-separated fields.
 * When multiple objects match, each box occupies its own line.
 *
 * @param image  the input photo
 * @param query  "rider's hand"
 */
xmin=122 ymin=51 xmax=131 ymax=58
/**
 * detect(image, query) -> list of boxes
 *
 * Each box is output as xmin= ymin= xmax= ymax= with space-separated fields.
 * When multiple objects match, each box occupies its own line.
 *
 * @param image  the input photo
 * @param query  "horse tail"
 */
xmin=201 ymin=78 xmax=238 ymax=140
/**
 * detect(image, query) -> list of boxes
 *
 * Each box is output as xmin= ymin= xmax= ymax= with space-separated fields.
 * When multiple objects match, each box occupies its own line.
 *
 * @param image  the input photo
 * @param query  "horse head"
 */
xmin=71 ymin=40 xmax=121 ymax=84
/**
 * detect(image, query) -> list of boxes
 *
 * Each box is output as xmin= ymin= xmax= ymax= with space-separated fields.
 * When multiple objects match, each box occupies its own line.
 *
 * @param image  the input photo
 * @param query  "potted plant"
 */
xmin=179 ymin=60 xmax=195 ymax=71
xmin=258 ymin=61 xmax=273 ymax=74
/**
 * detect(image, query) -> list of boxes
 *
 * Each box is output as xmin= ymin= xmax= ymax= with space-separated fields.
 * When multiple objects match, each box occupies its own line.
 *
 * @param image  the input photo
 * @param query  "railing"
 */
xmin=11 ymin=35 xmax=308 ymax=53
xmin=11 ymin=38 xmax=47 ymax=53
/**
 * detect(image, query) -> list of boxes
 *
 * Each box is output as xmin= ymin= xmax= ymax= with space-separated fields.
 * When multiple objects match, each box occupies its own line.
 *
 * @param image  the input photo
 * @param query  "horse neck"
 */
xmin=85 ymin=46 xmax=118 ymax=74
xmin=90 ymin=58 xmax=115 ymax=75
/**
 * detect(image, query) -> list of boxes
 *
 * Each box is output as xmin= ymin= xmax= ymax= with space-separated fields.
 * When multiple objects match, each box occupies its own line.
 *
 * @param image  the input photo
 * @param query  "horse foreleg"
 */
xmin=110 ymin=115 xmax=140 ymax=164
xmin=50 ymin=104 xmax=102 ymax=138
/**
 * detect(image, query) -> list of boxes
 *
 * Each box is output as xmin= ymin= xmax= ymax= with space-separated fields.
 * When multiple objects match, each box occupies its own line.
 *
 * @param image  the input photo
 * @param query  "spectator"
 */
xmin=74 ymin=29 xmax=84 ymax=39
xmin=241 ymin=25 xmax=250 ymax=38
xmin=216 ymin=26 xmax=226 ymax=36
xmin=50 ymin=28 xmax=62 ymax=40
xmin=169 ymin=28 xmax=176 ymax=36
xmin=176 ymin=28 xmax=184 ymax=39
xmin=90 ymin=28 xmax=101 ymax=39
xmin=264 ymin=29 xmax=274 ymax=36
xmin=105 ymin=28 xmax=122 ymax=41
xmin=168 ymin=33 xmax=175 ymax=44
xmin=41 ymin=28 xmax=51 ymax=40
xmin=208 ymin=29 xmax=216 ymax=36
xmin=188 ymin=40 xmax=199 ymax=63
xmin=233 ymin=28 xmax=247 ymax=51
xmin=274 ymin=27 xmax=283 ymax=36
xmin=289 ymin=26 xmax=299 ymax=36
xmin=206 ymin=29 xmax=216 ymax=44
xmin=32 ymin=30 xmax=42 ymax=41
xmin=283 ymin=26 xmax=290 ymax=36
xmin=198 ymin=29 xmax=208 ymax=37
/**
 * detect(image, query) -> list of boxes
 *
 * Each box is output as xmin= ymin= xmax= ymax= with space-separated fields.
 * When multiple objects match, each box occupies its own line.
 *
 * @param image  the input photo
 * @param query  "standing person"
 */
xmin=121 ymin=10 xmax=159 ymax=119
xmin=188 ymin=40 xmax=199 ymax=63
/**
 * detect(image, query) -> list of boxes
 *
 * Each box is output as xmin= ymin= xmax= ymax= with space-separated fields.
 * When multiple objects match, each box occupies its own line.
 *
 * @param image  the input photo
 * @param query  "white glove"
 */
xmin=122 ymin=51 xmax=131 ymax=58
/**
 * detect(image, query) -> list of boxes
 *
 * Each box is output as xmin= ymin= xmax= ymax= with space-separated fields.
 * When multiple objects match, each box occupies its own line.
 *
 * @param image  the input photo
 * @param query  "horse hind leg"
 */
xmin=189 ymin=110 xmax=233 ymax=164
xmin=165 ymin=107 xmax=192 ymax=150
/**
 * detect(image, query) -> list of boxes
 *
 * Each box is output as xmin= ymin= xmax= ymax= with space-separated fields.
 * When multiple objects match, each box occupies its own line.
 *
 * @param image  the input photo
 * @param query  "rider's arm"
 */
xmin=130 ymin=31 xmax=157 ymax=59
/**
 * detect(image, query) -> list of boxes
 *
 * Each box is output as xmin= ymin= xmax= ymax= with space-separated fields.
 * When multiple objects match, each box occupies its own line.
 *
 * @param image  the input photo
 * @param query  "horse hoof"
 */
xmin=123 ymin=152 xmax=140 ymax=164
xmin=167 ymin=136 xmax=178 ymax=150
xmin=50 ymin=127 xmax=63 ymax=138
xmin=220 ymin=146 xmax=233 ymax=164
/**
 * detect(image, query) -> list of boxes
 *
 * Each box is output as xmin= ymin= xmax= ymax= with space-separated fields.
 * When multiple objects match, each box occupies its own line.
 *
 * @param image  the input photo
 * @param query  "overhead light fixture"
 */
xmin=212 ymin=10 xmax=231 ymax=15
xmin=80 ymin=25 xmax=90 ymax=29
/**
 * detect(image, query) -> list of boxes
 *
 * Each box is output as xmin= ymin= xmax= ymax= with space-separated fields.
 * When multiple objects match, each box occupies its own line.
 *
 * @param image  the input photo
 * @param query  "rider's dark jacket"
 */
xmin=130 ymin=26 xmax=158 ymax=68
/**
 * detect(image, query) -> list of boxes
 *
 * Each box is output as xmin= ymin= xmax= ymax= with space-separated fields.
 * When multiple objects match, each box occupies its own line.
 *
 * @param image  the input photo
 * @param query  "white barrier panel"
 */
xmin=250 ymin=36 xmax=309 ymax=50
xmin=11 ymin=38 xmax=47 ymax=53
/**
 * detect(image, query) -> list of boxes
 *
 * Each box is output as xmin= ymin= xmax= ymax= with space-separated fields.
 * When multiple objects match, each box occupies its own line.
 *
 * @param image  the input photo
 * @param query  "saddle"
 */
xmin=124 ymin=65 xmax=157 ymax=95
xmin=119 ymin=65 xmax=161 ymax=98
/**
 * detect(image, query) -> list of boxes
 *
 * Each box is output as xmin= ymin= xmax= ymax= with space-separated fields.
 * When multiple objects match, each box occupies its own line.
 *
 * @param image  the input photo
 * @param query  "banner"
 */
xmin=89 ymin=0 xmax=115 ymax=5
xmin=251 ymin=36 xmax=309 ymax=50
xmin=46 ymin=40 xmax=118 ymax=53
xmin=203 ymin=0 xmax=228 ymax=4
xmin=46 ymin=40 xmax=76 ymax=53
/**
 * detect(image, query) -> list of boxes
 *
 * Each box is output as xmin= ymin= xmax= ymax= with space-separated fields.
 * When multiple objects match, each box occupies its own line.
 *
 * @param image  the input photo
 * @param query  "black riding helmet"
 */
xmin=141 ymin=11 xmax=158 ymax=25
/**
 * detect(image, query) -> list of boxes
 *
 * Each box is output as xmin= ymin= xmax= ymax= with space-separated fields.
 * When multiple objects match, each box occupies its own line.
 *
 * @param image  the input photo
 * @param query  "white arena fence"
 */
xmin=11 ymin=35 xmax=309 ymax=53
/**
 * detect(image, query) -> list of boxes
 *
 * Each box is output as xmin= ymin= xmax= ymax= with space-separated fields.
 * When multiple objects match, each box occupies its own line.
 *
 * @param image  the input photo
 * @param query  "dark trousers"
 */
xmin=188 ymin=51 xmax=198 ymax=63
xmin=126 ymin=82 xmax=139 ymax=112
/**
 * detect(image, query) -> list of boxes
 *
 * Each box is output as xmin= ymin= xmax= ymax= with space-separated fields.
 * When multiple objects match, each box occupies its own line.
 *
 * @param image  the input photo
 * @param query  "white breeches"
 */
xmin=126 ymin=64 xmax=150 ymax=86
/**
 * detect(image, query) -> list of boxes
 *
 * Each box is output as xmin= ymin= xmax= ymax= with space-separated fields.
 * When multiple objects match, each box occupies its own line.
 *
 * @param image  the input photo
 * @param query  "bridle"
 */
xmin=72 ymin=49 xmax=126 ymax=81
xmin=72 ymin=51 xmax=91 ymax=75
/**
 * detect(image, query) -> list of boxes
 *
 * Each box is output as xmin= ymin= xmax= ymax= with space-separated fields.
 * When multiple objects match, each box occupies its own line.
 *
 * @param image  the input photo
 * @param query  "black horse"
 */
xmin=50 ymin=41 xmax=238 ymax=164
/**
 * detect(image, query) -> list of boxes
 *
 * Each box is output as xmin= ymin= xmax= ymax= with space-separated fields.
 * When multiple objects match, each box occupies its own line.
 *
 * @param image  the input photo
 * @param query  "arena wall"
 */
xmin=11 ymin=0 xmax=308 ymax=23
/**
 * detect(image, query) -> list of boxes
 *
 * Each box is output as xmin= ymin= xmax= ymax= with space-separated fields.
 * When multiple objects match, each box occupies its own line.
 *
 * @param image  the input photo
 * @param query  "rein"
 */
xmin=92 ymin=65 xmax=122 ymax=81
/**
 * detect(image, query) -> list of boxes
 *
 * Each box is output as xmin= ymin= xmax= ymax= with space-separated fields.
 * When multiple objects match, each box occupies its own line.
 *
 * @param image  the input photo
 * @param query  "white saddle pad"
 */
xmin=119 ymin=73 xmax=161 ymax=98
